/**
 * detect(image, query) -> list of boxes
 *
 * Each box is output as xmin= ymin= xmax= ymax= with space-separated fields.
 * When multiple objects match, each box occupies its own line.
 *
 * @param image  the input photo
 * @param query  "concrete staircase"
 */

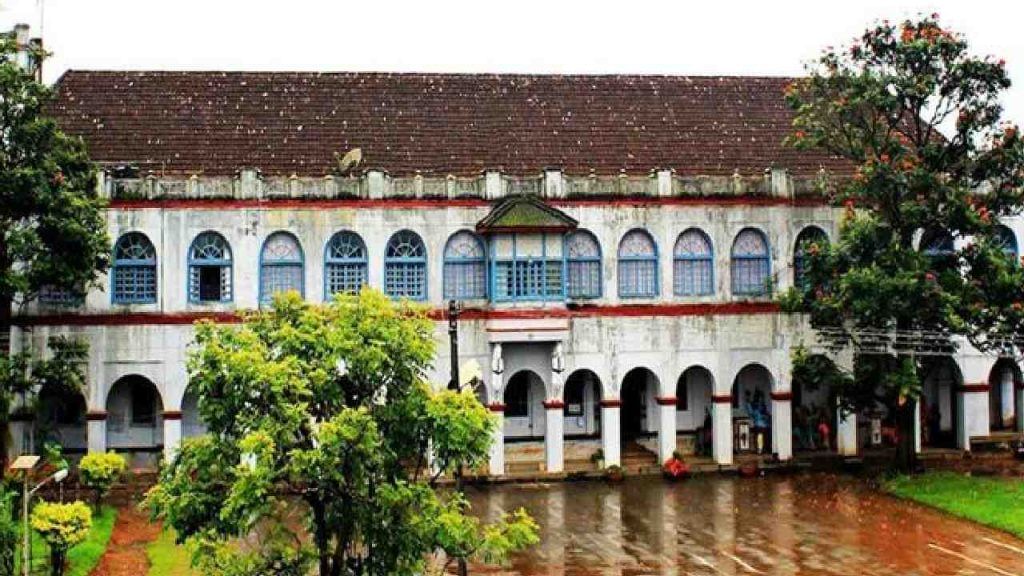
xmin=621 ymin=441 xmax=659 ymax=475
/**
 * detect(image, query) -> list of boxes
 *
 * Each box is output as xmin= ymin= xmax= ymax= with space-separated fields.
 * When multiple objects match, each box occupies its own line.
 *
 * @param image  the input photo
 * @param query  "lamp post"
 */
xmin=10 ymin=455 xmax=69 ymax=576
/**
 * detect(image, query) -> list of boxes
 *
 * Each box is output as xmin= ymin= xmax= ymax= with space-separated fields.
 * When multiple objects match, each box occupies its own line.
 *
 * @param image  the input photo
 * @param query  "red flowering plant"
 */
xmin=781 ymin=15 xmax=1024 ymax=472
xmin=662 ymin=451 xmax=690 ymax=481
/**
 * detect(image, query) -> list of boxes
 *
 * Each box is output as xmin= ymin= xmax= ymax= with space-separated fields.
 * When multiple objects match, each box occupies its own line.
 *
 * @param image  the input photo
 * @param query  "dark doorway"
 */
xmin=621 ymin=368 xmax=656 ymax=442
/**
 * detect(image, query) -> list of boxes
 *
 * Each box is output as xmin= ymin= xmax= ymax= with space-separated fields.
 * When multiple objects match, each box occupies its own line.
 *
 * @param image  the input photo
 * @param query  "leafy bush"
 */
xmin=79 ymin=452 xmax=126 ymax=508
xmin=31 ymin=500 xmax=92 ymax=576
xmin=0 ymin=488 xmax=16 ymax=576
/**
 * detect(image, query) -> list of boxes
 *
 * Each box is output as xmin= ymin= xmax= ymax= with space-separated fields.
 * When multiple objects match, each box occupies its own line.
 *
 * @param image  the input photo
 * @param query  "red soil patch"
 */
xmin=89 ymin=507 xmax=161 ymax=576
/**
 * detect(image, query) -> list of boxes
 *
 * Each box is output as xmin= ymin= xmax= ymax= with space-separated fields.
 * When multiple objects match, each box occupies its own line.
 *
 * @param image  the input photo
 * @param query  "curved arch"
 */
xmin=106 ymin=374 xmax=165 ymax=466
xmin=188 ymin=231 xmax=233 ymax=303
xmin=920 ymin=356 xmax=963 ymax=448
xmin=259 ymin=231 xmax=305 ymax=304
xmin=324 ymin=230 xmax=368 ymax=297
xmin=181 ymin=385 xmax=208 ymax=439
xmin=566 ymin=230 xmax=603 ymax=299
xmin=920 ymin=227 xmax=954 ymax=256
xmin=731 ymin=363 xmax=774 ymax=406
xmin=673 ymin=228 xmax=714 ymax=296
xmin=617 ymin=228 xmax=659 ymax=298
xmin=112 ymin=231 xmax=158 ymax=304
xmin=620 ymin=367 xmax=659 ymax=441
xmin=987 ymin=358 xmax=1021 ymax=431
xmin=502 ymin=370 xmax=546 ymax=440
xmin=730 ymin=227 xmax=771 ymax=296
xmin=564 ymin=369 xmax=603 ymax=437
xmin=443 ymin=230 xmax=486 ymax=300
xmin=793 ymin=226 xmax=828 ymax=289
xmin=384 ymin=229 xmax=427 ymax=300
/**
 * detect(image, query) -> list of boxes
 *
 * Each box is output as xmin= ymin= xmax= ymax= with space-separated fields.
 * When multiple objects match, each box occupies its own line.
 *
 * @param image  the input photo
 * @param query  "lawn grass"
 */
xmin=146 ymin=527 xmax=197 ymax=576
xmin=14 ymin=505 xmax=118 ymax=575
xmin=884 ymin=472 xmax=1024 ymax=539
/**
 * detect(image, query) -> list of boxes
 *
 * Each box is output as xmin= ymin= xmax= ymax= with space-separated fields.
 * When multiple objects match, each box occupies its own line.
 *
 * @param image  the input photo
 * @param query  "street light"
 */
xmin=10 ymin=455 xmax=70 ymax=576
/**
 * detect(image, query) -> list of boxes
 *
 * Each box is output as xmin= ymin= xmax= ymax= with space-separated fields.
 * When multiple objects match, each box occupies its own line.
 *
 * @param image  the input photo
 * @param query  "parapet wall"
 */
xmin=100 ymin=167 xmax=836 ymax=202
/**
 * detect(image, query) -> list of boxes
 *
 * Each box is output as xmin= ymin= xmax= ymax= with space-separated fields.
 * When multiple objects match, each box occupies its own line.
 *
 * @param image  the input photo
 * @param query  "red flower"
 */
xmin=880 ymin=153 xmax=890 ymax=163
xmin=925 ymin=272 xmax=936 ymax=282
xmin=1012 ymin=302 xmax=1022 ymax=312
xmin=662 ymin=457 xmax=690 ymax=480
xmin=52 ymin=171 xmax=65 ymax=186
xmin=795 ymin=130 xmax=807 ymax=140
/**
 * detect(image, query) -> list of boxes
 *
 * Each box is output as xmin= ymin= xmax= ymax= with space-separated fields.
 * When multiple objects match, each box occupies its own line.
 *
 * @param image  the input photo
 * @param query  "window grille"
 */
xmin=112 ymin=232 xmax=158 ymax=304
xmin=443 ymin=231 xmax=486 ymax=299
xmin=673 ymin=228 xmax=713 ymax=296
xmin=384 ymin=230 xmax=427 ymax=300
xmin=188 ymin=231 xmax=233 ymax=303
xmin=730 ymin=228 xmax=771 ymax=295
xmin=325 ymin=231 xmax=368 ymax=296
xmin=566 ymin=230 xmax=602 ymax=299
xmin=617 ymin=229 xmax=658 ymax=298
xmin=260 ymin=232 xmax=304 ymax=305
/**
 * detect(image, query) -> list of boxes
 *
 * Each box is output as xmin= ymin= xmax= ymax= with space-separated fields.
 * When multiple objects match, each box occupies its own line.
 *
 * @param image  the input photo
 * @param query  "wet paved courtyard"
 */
xmin=464 ymin=473 xmax=1024 ymax=575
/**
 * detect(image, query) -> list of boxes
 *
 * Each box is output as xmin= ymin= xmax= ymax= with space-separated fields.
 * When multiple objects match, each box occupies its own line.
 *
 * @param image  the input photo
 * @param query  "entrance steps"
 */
xmin=621 ymin=441 xmax=659 ymax=475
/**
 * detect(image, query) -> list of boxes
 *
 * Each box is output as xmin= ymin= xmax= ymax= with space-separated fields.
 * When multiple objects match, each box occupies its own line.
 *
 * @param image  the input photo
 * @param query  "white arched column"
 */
xmin=86 ymin=411 xmax=107 ymax=454
xmin=655 ymin=396 xmax=677 ymax=463
xmin=543 ymin=399 xmax=564 ymax=473
xmin=162 ymin=410 xmax=182 ymax=460
xmin=771 ymin=390 xmax=793 ymax=461
xmin=600 ymin=399 xmax=621 ymax=467
xmin=836 ymin=404 xmax=858 ymax=456
xmin=712 ymin=395 xmax=733 ymax=465
xmin=488 ymin=343 xmax=505 ymax=476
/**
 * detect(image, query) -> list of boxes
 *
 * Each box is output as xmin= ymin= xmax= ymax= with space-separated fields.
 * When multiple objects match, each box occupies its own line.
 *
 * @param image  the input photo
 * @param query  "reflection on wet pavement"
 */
xmin=464 ymin=474 xmax=1024 ymax=576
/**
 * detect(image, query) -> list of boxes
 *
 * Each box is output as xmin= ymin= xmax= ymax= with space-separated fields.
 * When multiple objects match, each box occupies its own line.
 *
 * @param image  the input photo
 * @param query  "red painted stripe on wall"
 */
xmin=14 ymin=302 xmax=781 ymax=326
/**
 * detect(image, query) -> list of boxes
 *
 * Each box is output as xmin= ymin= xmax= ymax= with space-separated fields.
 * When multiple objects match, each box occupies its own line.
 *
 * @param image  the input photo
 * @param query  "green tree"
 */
xmin=78 ymin=452 xmax=127 ymax=510
xmin=782 ymin=15 xmax=1024 ymax=471
xmin=30 ymin=500 xmax=92 ymax=576
xmin=145 ymin=290 xmax=538 ymax=576
xmin=0 ymin=30 xmax=109 ymax=473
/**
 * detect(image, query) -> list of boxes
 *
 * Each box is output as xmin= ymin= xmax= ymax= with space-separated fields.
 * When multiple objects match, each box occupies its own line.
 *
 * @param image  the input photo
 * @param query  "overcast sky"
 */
xmin=2 ymin=0 xmax=1023 ymax=122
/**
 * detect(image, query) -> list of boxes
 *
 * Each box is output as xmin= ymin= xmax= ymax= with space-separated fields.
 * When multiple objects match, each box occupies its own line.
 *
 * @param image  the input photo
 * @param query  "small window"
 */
xmin=384 ymin=230 xmax=427 ymax=300
xmin=188 ymin=231 xmax=233 ymax=303
xmin=673 ymin=228 xmax=713 ymax=296
xmin=566 ymin=230 xmax=602 ymax=299
xmin=793 ymin=226 xmax=828 ymax=289
xmin=443 ymin=231 xmax=486 ymax=299
xmin=617 ymin=229 xmax=658 ymax=298
xmin=260 ymin=232 xmax=304 ymax=305
xmin=112 ymin=232 xmax=158 ymax=304
xmin=730 ymin=228 xmax=770 ymax=296
xmin=325 ymin=231 xmax=368 ymax=296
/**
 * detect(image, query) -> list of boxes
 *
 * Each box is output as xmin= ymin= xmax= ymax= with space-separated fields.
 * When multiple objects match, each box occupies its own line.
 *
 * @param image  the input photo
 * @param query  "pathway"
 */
xmin=89 ymin=507 xmax=161 ymax=576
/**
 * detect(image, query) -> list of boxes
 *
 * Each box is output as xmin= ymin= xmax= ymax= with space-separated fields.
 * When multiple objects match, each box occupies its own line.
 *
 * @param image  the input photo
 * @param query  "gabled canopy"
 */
xmin=476 ymin=196 xmax=578 ymax=234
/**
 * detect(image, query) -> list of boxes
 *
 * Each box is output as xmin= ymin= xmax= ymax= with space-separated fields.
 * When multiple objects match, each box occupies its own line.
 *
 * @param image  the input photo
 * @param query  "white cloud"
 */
xmin=2 ymin=0 xmax=1022 ymax=120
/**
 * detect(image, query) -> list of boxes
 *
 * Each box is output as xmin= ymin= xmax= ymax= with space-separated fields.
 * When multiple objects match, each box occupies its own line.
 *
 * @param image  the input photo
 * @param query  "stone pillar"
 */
xmin=959 ymin=384 xmax=990 ymax=451
xmin=543 ymin=400 xmax=565 ymax=473
xmin=600 ymin=399 xmax=621 ymax=467
xmin=771 ymin=391 xmax=793 ymax=461
xmin=712 ymin=395 xmax=733 ymax=466
xmin=162 ymin=411 xmax=183 ymax=461
xmin=488 ymin=404 xmax=505 ymax=476
xmin=655 ymin=396 xmax=677 ymax=463
xmin=86 ymin=411 xmax=107 ymax=454
xmin=836 ymin=406 xmax=858 ymax=456
xmin=913 ymin=399 xmax=922 ymax=454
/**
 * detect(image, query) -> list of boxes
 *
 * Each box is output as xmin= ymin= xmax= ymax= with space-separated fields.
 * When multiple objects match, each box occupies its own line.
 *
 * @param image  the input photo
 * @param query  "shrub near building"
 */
xmin=30 ymin=501 xmax=92 ymax=576
xmin=79 ymin=452 xmax=127 ymax=509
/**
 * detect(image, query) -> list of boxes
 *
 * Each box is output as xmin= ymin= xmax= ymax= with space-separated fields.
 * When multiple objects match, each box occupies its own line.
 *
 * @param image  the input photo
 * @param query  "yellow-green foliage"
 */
xmin=30 ymin=501 xmax=92 ymax=551
xmin=79 ymin=452 xmax=127 ymax=503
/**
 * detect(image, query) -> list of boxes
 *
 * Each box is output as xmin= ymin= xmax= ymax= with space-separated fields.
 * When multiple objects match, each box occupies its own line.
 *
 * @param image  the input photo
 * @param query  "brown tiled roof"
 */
xmin=49 ymin=71 xmax=851 ymax=177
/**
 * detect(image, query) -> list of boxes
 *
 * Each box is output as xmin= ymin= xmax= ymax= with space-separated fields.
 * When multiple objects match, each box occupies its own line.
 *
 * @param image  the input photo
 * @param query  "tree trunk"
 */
xmin=311 ymin=498 xmax=331 ymax=576
xmin=895 ymin=399 xmax=918 ymax=473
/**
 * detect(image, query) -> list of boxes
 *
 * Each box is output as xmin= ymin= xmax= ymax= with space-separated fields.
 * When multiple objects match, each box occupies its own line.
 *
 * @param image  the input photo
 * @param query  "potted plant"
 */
xmin=662 ymin=451 xmax=691 ymax=481
xmin=589 ymin=448 xmax=605 ymax=469
xmin=604 ymin=464 xmax=625 ymax=483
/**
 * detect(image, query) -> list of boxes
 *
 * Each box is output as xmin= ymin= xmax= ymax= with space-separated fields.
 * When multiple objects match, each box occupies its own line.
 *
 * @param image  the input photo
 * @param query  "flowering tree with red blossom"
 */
xmin=781 ymin=15 xmax=1024 ymax=471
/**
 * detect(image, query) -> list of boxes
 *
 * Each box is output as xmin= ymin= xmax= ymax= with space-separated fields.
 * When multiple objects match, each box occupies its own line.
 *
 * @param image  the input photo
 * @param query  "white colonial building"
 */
xmin=6 ymin=61 xmax=1023 ymax=471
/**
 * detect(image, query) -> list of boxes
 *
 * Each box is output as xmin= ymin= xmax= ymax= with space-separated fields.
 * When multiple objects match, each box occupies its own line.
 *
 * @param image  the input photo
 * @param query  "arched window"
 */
xmin=112 ymin=232 xmax=157 ymax=304
xmin=730 ymin=228 xmax=771 ymax=296
xmin=325 ymin=231 xmax=368 ymax=296
xmin=617 ymin=229 xmax=658 ymax=298
xmin=260 ymin=232 xmax=304 ymax=304
xmin=188 ymin=231 xmax=232 ymax=303
xmin=385 ymin=230 xmax=427 ymax=300
xmin=566 ymin=230 xmax=602 ymax=299
xmin=995 ymin=225 xmax=1018 ymax=259
xmin=793 ymin=226 xmax=828 ymax=289
xmin=673 ymin=228 xmax=713 ymax=296
xmin=443 ymin=231 xmax=486 ymax=299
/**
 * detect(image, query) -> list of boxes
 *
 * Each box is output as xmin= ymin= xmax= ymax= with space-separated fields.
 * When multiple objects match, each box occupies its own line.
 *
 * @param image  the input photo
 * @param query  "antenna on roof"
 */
xmin=335 ymin=148 xmax=363 ymax=175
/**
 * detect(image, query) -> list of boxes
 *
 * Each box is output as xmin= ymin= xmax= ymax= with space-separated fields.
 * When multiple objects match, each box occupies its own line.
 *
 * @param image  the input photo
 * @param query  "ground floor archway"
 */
xmin=920 ymin=357 xmax=962 ymax=449
xmin=503 ymin=370 xmax=546 ymax=440
xmin=564 ymin=369 xmax=601 ymax=438
xmin=988 ymin=359 xmax=1020 ymax=432
xmin=34 ymin=383 xmax=87 ymax=458
xmin=676 ymin=366 xmax=713 ymax=457
xmin=620 ymin=367 xmax=657 ymax=446
xmin=181 ymin=386 xmax=208 ymax=439
xmin=792 ymin=354 xmax=839 ymax=453
xmin=732 ymin=364 xmax=773 ymax=455
xmin=106 ymin=374 xmax=164 ymax=467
